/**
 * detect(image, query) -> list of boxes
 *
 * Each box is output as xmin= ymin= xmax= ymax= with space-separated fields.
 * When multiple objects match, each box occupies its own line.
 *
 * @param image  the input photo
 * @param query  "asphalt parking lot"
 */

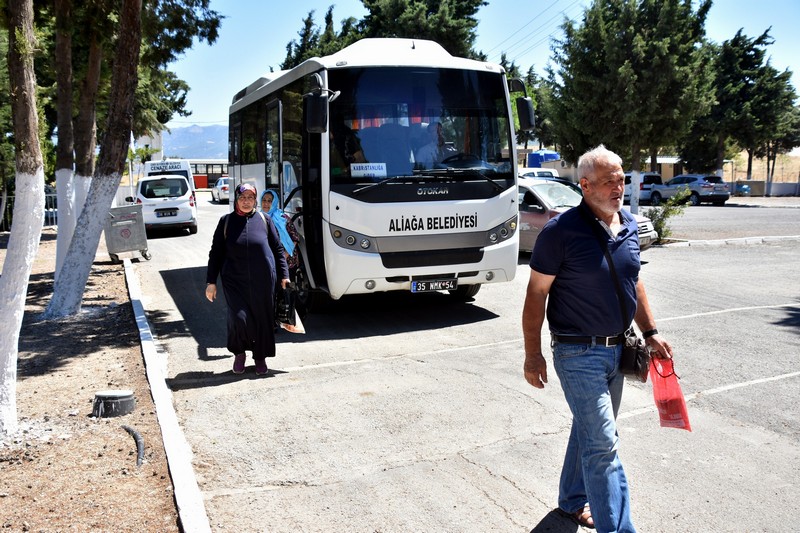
xmin=130 ymin=193 xmax=800 ymax=532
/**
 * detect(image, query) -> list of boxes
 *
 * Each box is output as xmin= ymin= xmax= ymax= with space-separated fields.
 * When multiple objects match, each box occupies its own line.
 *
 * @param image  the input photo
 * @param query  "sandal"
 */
xmin=559 ymin=504 xmax=595 ymax=529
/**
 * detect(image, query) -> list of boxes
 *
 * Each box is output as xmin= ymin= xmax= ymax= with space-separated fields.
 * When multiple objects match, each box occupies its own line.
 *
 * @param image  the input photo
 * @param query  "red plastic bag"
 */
xmin=649 ymin=358 xmax=692 ymax=432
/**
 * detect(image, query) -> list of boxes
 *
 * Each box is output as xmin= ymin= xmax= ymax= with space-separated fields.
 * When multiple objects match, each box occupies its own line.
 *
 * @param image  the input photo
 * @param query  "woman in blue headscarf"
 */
xmin=261 ymin=189 xmax=299 ymax=274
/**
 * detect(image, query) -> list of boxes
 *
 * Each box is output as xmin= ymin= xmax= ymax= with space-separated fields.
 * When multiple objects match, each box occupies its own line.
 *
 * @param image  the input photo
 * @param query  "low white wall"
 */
xmin=767 ymin=182 xmax=800 ymax=196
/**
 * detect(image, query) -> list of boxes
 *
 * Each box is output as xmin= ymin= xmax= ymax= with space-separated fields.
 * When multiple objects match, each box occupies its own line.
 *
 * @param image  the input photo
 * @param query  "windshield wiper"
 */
xmin=353 ymin=168 xmax=505 ymax=195
xmin=353 ymin=174 xmax=420 ymax=196
xmin=415 ymin=168 xmax=504 ymax=192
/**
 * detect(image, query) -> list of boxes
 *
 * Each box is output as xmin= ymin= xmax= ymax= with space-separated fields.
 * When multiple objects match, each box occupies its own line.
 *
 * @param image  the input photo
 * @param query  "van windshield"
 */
xmin=141 ymin=178 xmax=188 ymax=199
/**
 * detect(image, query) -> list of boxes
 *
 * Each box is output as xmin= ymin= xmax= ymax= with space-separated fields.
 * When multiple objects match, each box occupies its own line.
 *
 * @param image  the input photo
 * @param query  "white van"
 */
xmin=126 ymin=174 xmax=198 ymax=234
xmin=143 ymin=159 xmax=195 ymax=189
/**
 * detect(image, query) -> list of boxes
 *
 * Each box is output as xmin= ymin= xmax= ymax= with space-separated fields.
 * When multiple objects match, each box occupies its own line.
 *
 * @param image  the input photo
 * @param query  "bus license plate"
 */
xmin=411 ymin=279 xmax=457 ymax=293
xmin=156 ymin=209 xmax=177 ymax=218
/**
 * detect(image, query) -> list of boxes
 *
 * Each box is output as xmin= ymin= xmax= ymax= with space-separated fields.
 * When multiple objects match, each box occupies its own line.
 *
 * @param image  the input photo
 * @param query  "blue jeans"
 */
xmin=552 ymin=339 xmax=636 ymax=533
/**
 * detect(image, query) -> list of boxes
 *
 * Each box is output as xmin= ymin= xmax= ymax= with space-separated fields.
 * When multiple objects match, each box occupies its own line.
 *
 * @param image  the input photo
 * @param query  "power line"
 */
xmin=486 ymin=1 xmax=585 ymax=69
xmin=483 ymin=0 xmax=562 ymax=57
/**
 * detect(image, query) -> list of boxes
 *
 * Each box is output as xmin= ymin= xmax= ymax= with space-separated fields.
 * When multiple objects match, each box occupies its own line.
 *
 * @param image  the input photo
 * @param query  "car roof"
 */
xmin=519 ymin=176 xmax=570 ymax=186
xmin=139 ymin=174 xmax=189 ymax=182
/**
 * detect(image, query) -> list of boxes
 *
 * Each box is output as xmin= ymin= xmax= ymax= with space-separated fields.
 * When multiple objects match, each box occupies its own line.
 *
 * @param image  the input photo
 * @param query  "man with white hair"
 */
xmin=521 ymin=145 xmax=673 ymax=532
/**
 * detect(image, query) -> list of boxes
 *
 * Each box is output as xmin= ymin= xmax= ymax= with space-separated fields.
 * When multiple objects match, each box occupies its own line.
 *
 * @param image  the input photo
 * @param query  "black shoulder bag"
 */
xmin=581 ymin=208 xmax=651 ymax=382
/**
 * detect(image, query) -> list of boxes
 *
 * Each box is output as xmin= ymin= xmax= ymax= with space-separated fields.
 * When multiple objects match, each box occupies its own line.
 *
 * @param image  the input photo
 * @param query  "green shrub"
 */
xmin=642 ymin=189 xmax=690 ymax=243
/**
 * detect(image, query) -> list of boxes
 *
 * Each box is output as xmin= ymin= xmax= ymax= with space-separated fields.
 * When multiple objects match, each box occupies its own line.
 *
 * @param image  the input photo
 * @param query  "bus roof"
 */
xmin=230 ymin=38 xmax=505 ymax=109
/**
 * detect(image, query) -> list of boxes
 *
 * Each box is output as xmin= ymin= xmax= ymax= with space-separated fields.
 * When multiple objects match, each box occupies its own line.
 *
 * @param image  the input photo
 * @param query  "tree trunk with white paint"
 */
xmin=53 ymin=0 xmax=75 ymax=281
xmin=44 ymin=0 xmax=142 ymax=319
xmin=0 ymin=0 xmax=45 ymax=436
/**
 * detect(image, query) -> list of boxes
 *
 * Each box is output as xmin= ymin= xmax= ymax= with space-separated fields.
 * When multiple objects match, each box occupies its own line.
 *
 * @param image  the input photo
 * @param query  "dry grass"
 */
xmin=728 ymin=151 xmax=800 ymax=183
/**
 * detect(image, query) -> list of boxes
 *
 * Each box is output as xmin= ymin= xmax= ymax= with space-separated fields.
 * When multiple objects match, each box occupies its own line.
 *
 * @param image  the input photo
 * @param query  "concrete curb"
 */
xmin=123 ymin=258 xmax=211 ymax=533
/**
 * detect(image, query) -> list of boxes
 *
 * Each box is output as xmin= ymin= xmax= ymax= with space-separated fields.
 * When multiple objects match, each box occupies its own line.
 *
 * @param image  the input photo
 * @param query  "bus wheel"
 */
xmin=294 ymin=266 xmax=330 ymax=316
xmin=448 ymin=284 xmax=481 ymax=300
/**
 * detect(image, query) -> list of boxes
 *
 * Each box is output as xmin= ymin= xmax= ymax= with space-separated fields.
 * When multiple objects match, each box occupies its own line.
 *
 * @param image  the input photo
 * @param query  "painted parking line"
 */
xmin=620 ymin=369 xmax=800 ymax=422
xmin=658 ymin=302 xmax=800 ymax=322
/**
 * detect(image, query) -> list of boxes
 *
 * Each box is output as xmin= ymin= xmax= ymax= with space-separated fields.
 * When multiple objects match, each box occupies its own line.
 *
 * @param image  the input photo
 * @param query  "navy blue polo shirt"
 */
xmin=530 ymin=201 xmax=641 ymax=336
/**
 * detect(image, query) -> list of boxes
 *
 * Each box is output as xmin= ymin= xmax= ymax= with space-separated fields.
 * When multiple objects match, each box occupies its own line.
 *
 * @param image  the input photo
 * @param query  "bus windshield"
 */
xmin=328 ymin=67 xmax=513 ymax=187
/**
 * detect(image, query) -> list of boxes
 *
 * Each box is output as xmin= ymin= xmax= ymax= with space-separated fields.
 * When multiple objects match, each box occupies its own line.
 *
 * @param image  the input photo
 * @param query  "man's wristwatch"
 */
xmin=642 ymin=328 xmax=659 ymax=339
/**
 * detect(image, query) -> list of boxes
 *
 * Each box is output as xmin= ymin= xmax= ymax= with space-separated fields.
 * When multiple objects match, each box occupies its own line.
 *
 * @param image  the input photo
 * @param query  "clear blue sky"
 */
xmin=165 ymin=0 xmax=800 ymax=128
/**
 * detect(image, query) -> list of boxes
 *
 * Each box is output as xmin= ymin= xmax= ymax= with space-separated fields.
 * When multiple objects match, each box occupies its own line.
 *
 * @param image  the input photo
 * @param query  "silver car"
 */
xmin=650 ymin=174 xmax=730 ymax=206
xmin=211 ymin=177 xmax=231 ymax=203
xmin=518 ymin=177 xmax=658 ymax=252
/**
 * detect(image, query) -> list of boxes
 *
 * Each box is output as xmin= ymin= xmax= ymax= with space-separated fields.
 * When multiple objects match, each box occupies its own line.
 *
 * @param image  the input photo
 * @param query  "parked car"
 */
xmin=624 ymin=171 xmax=662 ymax=204
xmin=518 ymin=177 xmax=658 ymax=252
xmin=126 ymin=174 xmax=198 ymax=234
xmin=211 ymin=177 xmax=231 ymax=203
xmin=520 ymin=167 xmax=560 ymax=178
xmin=649 ymin=174 xmax=730 ymax=206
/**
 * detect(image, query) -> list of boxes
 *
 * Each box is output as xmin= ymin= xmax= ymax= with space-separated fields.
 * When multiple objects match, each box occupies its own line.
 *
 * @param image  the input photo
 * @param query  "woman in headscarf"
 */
xmin=205 ymin=183 xmax=290 ymax=375
xmin=260 ymin=189 xmax=299 ymax=276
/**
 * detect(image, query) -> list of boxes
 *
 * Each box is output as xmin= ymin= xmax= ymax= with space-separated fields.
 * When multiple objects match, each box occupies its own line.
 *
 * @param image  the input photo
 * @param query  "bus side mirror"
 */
xmin=516 ymin=96 xmax=535 ymax=132
xmin=305 ymin=93 xmax=328 ymax=134
xmin=508 ymin=78 xmax=525 ymax=93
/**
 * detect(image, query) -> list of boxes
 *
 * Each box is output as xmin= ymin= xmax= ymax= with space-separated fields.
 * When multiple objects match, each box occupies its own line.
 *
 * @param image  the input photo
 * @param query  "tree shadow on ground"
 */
xmin=16 ymin=255 xmax=137 ymax=378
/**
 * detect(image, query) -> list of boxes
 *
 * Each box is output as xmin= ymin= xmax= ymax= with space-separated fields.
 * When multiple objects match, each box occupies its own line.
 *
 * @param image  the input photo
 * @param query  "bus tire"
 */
xmin=294 ymin=264 xmax=331 ymax=316
xmin=449 ymin=284 xmax=481 ymax=300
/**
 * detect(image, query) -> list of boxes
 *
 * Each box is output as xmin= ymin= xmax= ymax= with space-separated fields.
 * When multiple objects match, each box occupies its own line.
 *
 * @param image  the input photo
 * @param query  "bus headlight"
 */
xmin=485 ymin=215 xmax=518 ymax=246
xmin=329 ymin=224 xmax=380 ymax=254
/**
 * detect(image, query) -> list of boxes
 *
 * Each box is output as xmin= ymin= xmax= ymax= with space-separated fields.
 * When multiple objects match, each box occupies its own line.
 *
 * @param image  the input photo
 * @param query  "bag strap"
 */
xmin=578 ymin=207 xmax=630 ymax=333
xmin=652 ymin=357 xmax=680 ymax=379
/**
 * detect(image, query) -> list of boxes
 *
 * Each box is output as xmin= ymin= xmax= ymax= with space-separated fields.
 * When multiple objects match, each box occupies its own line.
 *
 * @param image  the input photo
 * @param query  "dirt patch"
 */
xmin=0 ymin=228 xmax=180 ymax=531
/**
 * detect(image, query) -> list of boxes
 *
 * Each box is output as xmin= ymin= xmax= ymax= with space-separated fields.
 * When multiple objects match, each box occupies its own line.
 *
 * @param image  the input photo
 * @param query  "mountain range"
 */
xmin=161 ymin=124 xmax=228 ymax=159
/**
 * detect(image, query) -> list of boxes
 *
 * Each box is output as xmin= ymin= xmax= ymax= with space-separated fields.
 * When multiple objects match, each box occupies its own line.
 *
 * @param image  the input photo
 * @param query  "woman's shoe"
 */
xmin=255 ymin=359 xmax=269 ymax=376
xmin=232 ymin=353 xmax=246 ymax=374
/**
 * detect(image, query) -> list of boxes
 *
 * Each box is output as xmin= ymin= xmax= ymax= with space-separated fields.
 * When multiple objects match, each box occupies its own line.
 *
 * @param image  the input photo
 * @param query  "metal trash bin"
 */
xmin=104 ymin=205 xmax=151 ymax=262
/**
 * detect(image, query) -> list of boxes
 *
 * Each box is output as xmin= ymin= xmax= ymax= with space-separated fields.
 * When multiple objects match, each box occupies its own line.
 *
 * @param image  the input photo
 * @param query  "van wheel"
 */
xmin=189 ymin=224 xmax=198 ymax=235
xmin=650 ymin=192 xmax=662 ymax=206
xmin=448 ymin=284 xmax=481 ymax=301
